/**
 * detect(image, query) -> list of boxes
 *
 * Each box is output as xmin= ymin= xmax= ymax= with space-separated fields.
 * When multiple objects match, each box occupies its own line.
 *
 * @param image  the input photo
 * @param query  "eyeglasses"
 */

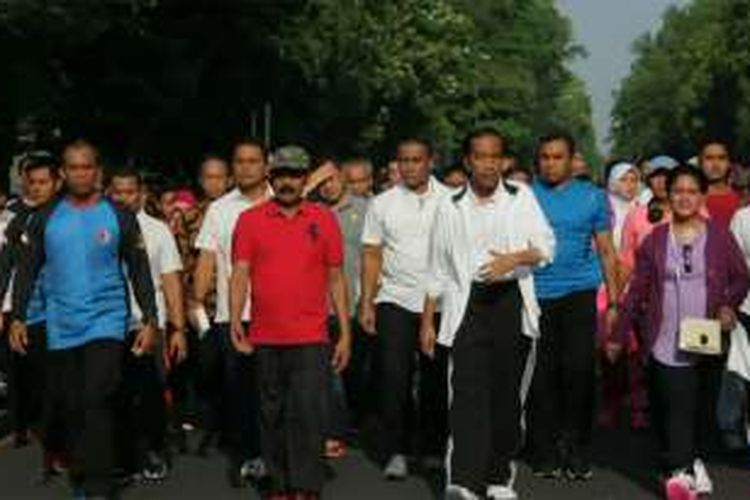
xmin=682 ymin=244 xmax=693 ymax=275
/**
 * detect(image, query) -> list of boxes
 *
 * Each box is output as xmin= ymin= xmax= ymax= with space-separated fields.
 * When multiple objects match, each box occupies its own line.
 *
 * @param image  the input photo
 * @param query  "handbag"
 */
xmin=678 ymin=317 xmax=722 ymax=355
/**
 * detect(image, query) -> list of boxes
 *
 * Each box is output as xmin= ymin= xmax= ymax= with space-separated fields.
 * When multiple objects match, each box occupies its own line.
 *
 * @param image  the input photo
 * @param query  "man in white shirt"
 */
xmin=360 ymin=137 xmax=452 ymax=479
xmin=192 ymin=138 xmax=271 ymax=483
xmin=420 ymin=128 xmax=555 ymax=500
xmin=108 ymin=167 xmax=187 ymax=481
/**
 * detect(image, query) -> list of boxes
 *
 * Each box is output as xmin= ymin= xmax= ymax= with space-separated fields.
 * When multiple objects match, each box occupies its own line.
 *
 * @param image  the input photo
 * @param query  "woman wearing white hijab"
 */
xmin=607 ymin=162 xmax=641 ymax=251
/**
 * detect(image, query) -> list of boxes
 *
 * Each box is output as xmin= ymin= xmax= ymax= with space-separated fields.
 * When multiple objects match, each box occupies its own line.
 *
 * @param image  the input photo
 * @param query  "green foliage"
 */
xmin=0 ymin=0 xmax=596 ymax=173
xmin=612 ymin=0 xmax=750 ymax=159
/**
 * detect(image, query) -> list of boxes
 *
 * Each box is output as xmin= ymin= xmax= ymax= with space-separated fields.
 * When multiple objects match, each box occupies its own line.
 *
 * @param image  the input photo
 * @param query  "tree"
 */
xmin=612 ymin=0 xmax=750 ymax=160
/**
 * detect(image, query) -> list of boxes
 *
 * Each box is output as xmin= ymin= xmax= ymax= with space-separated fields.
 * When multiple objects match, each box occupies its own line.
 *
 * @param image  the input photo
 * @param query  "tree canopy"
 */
xmin=611 ymin=0 xmax=750 ymax=160
xmin=0 ymin=0 xmax=596 ymax=179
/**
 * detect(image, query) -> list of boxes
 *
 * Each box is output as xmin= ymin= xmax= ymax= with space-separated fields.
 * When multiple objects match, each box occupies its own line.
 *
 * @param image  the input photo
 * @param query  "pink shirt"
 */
xmin=620 ymin=205 xmax=670 ymax=272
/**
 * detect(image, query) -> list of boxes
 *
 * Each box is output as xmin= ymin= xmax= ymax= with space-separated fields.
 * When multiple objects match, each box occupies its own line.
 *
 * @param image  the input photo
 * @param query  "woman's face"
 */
xmin=669 ymin=175 xmax=704 ymax=220
xmin=616 ymin=170 xmax=640 ymax=201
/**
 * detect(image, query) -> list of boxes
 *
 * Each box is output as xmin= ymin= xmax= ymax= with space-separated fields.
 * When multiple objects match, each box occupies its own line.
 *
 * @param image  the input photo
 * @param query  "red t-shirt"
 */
xmin=705 ymin=190 xmax=741 ymax=229
xmin=232 ymin=200 xmax=343 ymax=345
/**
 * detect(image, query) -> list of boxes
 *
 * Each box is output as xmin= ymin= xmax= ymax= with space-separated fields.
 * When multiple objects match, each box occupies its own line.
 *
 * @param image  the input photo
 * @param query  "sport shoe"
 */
xmin=240 ymin=457 xmax=267 ymax=482
xmin=383 ymin=454 xmax=408 ymax=480
xmin=532 ymin=463 xmax=562 ymax=479
xmin=565 ymin=455 xmax=593 ymax=481
xmin=692 ymin=459 xmax=713 ymax=495
xmin=665 ymin=471 xmax=697 ymax=500
xmin=445 ymin=484 xmax=481 ymax=500
xmin=486 ymin=484 xmax=518 ymax=500
xmin=142 ymin=451 xmax=168 ymax=481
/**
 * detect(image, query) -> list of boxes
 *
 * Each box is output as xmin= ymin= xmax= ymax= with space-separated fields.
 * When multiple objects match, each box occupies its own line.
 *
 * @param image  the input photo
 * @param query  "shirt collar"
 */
xmin=266 ymin=199 xmax=310 ymax=218
xmin=468 ymin=181 xmax=505 ymax=206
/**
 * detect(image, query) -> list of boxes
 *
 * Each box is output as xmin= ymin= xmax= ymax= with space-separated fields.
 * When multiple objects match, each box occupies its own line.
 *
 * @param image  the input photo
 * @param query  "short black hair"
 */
xmin=232 ymin=137 xmax=268 ymax=161
xmin=699 ymin=137 xmax=732 ymax=160
xmin=441 ymin=162 xmax=468 ymax=180
xmin=107 ymin=165 xmax=143 ymax=188
xmin=23 ymin=154 xmax=59 ymax=178
xmin=536 ymin=131 xmax=577 ymax=157
xmin=62 ymin=139 xmax=101 ymax=166
xmin=462 ymin=127 xmax=505 ymax=156
xmin=667 ymin=165 xmax=709 ymax=194
xmin=396 ymin=137 xmax=434 ymax=157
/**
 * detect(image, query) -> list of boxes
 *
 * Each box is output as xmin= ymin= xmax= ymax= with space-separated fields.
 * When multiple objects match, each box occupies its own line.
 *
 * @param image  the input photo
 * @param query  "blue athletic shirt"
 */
xmin=532 ymin=178 xmax=611 ymax=300
xmin=10 ymin=196 xmax=157 ymax=350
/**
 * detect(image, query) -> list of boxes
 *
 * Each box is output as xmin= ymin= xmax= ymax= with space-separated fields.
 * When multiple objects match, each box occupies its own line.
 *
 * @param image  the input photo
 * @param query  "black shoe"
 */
xmin=142 ymin=451 xmax=168 ymax=482
xmin=565 ymin=455 xmax=593 ymax=481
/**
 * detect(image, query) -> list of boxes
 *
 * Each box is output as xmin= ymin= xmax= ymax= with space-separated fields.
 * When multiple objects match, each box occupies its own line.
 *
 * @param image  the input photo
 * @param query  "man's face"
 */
xmin=63 ymin=148 xmax=100 ymax=197
xmin=467 ymin=135 xmax=504 ymax=192
xmin=670 ymin=175 xmax=704 ymax=220
xmin=271 ymin=170 xmax=307 ymax=208
xmin=396 ymin=143 xmax=431 ymax=190
xmin=24 ymin=167 xmax=58 ymax=206
xmin=700 ymin=143 xmax=731 ymax=184
xmin=571 ymin=153 xmax=590 ymax=178
xmin=443 ymin=170 xmax=468 ymax=189
xmin=200 ymin=159 xmax=229 ymax=200
xmin=344 ymin=163 xmax=373 ymax=197
xmin=648 ymin=172 xmax=669 ymax=200
xmin=538 ymin=140 xmax=573 ymax=185
xmin=233 ymin=145 xmax=267 ymax=191
xmin=109 ymin=176 xmax=142 ymax=212
xmin=320 ymin=169 xmax=346 ymax=204
xmin=160 ymin=190 xmax=176 ymax=219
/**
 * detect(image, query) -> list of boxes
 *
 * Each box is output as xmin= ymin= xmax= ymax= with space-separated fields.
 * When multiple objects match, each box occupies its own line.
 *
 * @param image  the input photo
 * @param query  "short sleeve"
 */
xmin=195 ymin=204 xmax=220 ymax=252
xmin=158 ymin=224 xmax=183 ymax=274
xmin=232 ymin=211 xmax=254 ymax=264
xmin=592 ymin=187 xmax=611 ymax=234
xmin=322 ymin=209 xmax=344 ymax=267
xmin=361 ymin=198 xmax=384 ymax=246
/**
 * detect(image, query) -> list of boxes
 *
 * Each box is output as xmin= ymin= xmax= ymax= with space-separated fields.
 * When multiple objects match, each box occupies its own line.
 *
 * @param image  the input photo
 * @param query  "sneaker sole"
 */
xmin=532 ymin=469 xmax=561 ymax=479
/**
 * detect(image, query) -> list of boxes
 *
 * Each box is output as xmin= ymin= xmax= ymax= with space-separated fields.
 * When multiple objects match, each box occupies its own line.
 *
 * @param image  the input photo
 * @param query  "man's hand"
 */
xmin=331 ymin=336 xmax=351 ymax=374
xmin=419 ymin=319 xmax=437 ymax=359
xmin=480 ymin=251 xmax=519 ymax=282
xmin=168 ymin=329 xmax=188 ymax=364
xmin=718 ymin=305 xmax=738 ymax=332
xmin=359 ymin=301 xmax=377 ymax=336
xmin=304 ymin=161 xmax=338 ymax=196
xmin=603 ymin=340 xmax=623 ymax=364
xmin=231 ymin=321 xmax=253 ymax=354
xmin=9 ymin=320 xmax=28 ymax=355
xmin=132 ymin=323 xmax=157 ymax=356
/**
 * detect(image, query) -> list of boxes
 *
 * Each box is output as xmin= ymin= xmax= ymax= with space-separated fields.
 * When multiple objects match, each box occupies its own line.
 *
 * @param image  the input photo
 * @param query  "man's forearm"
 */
xmin=513 ymin=247 xmax=544 ymax=267
xmin=228 ymin=268 xmax=248 ymax=326
xmin=162 ymin=272 xmax=186 ymax=331
xmin=192 ymin=251 xmax=216 ymax=306
xmin=330 ymin=271 xmax=351 ymax=339
xmin=422 ymin=295 xmax=438 ymax=326
xmin=360 ymin=247 xmax=382 ymax=306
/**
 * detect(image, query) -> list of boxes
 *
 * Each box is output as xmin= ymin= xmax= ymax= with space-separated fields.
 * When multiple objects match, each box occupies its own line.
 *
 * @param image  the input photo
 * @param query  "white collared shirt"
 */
xmin=194 ymin=187 xmax=270 ymax=323
xmin=426 ymin=180 xmax=556 ymax=345
xmin=130 ymin=210 xmax=183 ymax=329
xmin=361 ymin=177 xmax=452 ymax=313
xmin=466 ymin=186 xmax=516 ymax=280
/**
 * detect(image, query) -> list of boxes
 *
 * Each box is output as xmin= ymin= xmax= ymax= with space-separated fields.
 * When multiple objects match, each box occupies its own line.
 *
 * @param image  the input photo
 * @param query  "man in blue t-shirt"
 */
xmin=9 ymin=140 xmax=158 ymax=499
xmin=527 ymin=133 xmax=619 ymax=481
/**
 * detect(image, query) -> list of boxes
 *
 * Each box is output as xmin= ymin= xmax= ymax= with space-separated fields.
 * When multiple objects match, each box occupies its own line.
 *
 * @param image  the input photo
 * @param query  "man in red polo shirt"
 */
xmin=229 ymin=145 xmax=351 ymax=500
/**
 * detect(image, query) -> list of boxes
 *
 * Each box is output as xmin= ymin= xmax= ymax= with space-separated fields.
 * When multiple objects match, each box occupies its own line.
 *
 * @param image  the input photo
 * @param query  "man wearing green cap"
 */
xmin=229 ymin=145 xmax=351 ymax=500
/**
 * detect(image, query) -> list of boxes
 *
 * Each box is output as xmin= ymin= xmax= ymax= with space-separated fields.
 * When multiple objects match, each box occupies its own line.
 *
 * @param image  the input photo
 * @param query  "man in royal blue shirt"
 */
xmin=9 ymin=140 xmax=158 ymax=500
xmin=527 ymin=133 xmax=620 ymax=481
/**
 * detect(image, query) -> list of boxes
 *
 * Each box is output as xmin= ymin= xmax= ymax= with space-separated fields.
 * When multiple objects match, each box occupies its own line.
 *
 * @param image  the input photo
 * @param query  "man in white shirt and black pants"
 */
xmin=420 ymin=129 xmax=555 ymax=500
xmin=360 ymin=137 xmax=452 ymax=479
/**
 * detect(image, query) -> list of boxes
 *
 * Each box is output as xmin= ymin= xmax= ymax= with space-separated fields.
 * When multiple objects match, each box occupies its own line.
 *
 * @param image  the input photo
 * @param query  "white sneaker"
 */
xmin=665 ymin=471 xmax=698 ymax=500
xmin=240 ymin=457 xmax=267 ymax=481
xmin=445 ymin=484 xmax=481 ymax=500
xmin=692 ymin=459 xmax=713 ymax=495
xmin=486 ymin=484 xmax=518 ymax=500
xmin=383 ymin=454 xmax=408 ymax=480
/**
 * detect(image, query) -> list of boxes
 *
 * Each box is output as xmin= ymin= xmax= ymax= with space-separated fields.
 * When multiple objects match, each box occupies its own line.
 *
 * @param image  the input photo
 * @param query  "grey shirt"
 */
xmin=334 ymin=195 xmax=368 ymax=311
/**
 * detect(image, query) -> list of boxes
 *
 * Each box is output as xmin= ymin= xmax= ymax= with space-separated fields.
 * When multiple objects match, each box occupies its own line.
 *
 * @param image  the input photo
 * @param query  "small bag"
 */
xmin=679 ymin=317 xmax=722 ymax=355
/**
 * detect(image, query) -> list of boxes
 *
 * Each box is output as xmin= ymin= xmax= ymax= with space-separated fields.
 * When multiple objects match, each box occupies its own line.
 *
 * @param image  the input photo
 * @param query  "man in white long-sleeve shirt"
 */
xmin=420 ymin=128 xmax=555 ymax=500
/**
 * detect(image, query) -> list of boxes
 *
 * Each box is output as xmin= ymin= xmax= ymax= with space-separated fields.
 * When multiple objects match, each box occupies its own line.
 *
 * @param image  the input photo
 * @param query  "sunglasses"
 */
xmin=682 ymin=244 xmax=693 ymax=275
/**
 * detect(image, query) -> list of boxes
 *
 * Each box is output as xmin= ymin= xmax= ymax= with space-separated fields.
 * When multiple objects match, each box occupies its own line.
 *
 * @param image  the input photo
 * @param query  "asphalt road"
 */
xmin=1 ymin=430 xmax=748 ymax=499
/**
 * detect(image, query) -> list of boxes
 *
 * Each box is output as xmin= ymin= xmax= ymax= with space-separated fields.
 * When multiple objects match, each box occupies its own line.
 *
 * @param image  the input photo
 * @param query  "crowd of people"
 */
xmin=0 ymin=129 xmax=749 ymax=500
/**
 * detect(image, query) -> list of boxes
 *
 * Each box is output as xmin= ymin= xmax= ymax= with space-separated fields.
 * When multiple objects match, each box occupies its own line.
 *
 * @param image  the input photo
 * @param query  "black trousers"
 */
xmin=117 ymin=330 xmax=167 ymax=472
xmin=376 ymin=302 xmax=448 ymax=459
xmin=257 ymin=344 xmax=326 ymax=494
xmin=8 ymin=322 xmax=47 ymax=436
xmin=450 ymin=282 xmax=531 ymax=494
xmin=47 ymin=339 xmax=123 ymax=496
xmin=198 ymin=322 xmax=260 ymax=461
xmin=648 ymin=357 xmax=724 ymax=472
xmin=527 ymin=289 xmax=597 ymax=467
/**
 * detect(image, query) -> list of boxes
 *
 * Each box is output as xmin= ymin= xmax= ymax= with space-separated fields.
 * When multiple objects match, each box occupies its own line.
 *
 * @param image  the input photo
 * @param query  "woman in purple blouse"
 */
xmin=617 ymin=166 xmax=749 ymax=500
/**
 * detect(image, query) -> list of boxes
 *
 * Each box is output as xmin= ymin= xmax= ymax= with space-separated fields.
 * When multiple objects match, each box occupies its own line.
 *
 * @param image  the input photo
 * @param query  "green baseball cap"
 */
xmin=270 ymin=145 xmax=311 ymax=172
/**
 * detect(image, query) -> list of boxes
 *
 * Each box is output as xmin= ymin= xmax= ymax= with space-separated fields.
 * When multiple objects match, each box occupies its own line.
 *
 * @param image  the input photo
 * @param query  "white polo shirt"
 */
xmin=194 ymin=187 xmax=270 ymax=323
xmin=361 ymin=177 xmax=451 ymax=313
xmin=130 ymin=210 xmax=183 ymax=329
